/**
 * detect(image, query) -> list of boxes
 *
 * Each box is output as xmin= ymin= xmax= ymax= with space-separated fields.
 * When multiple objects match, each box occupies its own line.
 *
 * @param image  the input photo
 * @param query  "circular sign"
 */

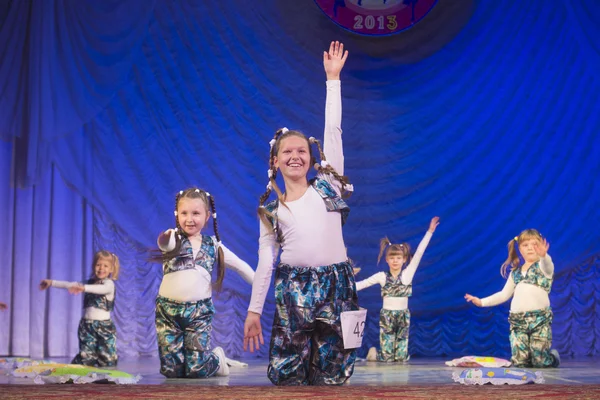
xmin=314 ymin=0 xmax=438 ymax=36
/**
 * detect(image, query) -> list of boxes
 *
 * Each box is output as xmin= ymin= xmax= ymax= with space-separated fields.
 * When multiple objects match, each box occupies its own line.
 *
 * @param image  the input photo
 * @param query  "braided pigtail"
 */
xmin=207 ymin=192 xmax=225 ymax=292
xmin=309 ymin=136 xmax=353 ymax=198
xmin=258 ymin=127 xmax=288 ymax=233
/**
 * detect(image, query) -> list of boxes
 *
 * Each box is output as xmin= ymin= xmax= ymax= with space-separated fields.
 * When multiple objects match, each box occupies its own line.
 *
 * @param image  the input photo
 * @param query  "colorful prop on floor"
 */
xmin=12 ymin=363 xmax=141 ymax=384
xmin=452 ymin=367 xmax=544 ymax=385
xmin=0 ymin=358 xmax=54 ymax=371
xmin=445 ymin=356 xmax=511 ymax=368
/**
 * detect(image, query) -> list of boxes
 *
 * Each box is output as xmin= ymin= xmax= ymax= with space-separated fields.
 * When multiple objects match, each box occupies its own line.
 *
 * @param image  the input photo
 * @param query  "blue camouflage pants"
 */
xmin=155 ymin=296 xmax=220 ymax=378
xmin=72 ymin=319 xmax=118 ymax=367
xmin=508 ymin=307 xmax=555 ymax=368
xmin=378 ymin=309 xmax=410 ymax=362
xmin=268 ymin=261 xmax=359 ymax=386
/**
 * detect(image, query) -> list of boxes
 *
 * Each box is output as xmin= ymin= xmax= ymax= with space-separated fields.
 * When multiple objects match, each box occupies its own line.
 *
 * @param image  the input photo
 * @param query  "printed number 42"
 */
xmin=353 ymin=321 xmax=365 ymax=337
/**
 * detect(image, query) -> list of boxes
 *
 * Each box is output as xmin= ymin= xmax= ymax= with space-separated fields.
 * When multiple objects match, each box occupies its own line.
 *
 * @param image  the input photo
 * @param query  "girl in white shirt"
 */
xmin=154 ymin=188 xmax=254 ymax=378
xmin=465 ymin=229 xmax=560 ymax=367
xmin=40 ymin=250 xmax=120 ymax=367
xmin=243 ymin=41 xmax=357 ymax=386
xmin=357 ymin=217 xmax=439 ymax=363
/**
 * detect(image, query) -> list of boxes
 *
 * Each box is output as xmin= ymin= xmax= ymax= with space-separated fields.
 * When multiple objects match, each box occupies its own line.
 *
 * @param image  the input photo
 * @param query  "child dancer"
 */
xmin=465 ymin=229 xmax=560 ymax=368
xmin=40 ymin=250 xmax=120 ymax=367
xmin=357 ymin=217 xmax=439 ymax=362
xmin=243 ymin=41 xmax=357 ymax=386
xmin=154 ymin=187 xmax=254 ymax=378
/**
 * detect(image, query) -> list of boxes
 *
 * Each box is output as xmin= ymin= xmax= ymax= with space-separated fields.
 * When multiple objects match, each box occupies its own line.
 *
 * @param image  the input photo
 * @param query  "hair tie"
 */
xmin=179 ymin=190 xmax=183 ymax=195
xmin=269 ymin=139 xmax=276 ymax=149
xmin=195 ymin=189 xmax=200 ymax=193
xmin=268 ymin=169 xmax=273 ymax=178
xmin=205 ymin=192 xmax=211 ymax=197
xmin=173 ymin=211 xmax=178 ymax=216
xmin=344 ymin=183 xmax=354 ymax=192
xmin=212 ymin=213 xmax=217 ymax=219
xmin=320 ymin=160 xmax=329 ymax=168
xmin=514 ymin=236 xmax=518 ymax=242
xmin=281 ymin=127 xmax=289 ymax=134
xmin=309 ymin=136 xmax=316 ymax=143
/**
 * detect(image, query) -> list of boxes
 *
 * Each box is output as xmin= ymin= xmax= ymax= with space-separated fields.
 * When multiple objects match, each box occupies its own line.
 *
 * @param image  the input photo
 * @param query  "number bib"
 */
xmin=340 ymin=308 xmax=368 ymax=349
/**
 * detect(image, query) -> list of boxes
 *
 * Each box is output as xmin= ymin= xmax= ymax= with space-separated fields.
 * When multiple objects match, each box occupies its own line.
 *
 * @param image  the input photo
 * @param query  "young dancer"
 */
xmin=244 ymin=41 xmax=358 ymax=386
xmin=465 ymin=229 xmax=560 ymax=367
xmin=155 ymin=187 xmax=255 ymax=378
xmin=357 ymin=217 xmax=439 ymax=362
xmin=40 ymin=250 xmax=120 ymax=367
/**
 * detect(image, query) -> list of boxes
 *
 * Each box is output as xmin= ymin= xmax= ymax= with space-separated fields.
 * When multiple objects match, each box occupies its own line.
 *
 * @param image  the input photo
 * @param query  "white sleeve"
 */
xmin=157 ymin=229 xmax=176 ymax=252
xmin=51 ymin=280 xmax=79 ymax=289
xmin=539 ymin=254 xmax=554 ymax=277
xmin=356 ymin=272 xmax=386 ymax=291
xmin=480 ymin=275 xmax=516 ymax=307
xmin=321 ymin=80 xmax=344 ymax=190
xmin=401 ymin=231 xmax=433 ymax=284
xmin=83 ymin=280 xmax=115 ymax=296
xmin=248 ymin=220 xmax=280 ymax=315
xmin=220 ymin=243 xmax=255 ymax=285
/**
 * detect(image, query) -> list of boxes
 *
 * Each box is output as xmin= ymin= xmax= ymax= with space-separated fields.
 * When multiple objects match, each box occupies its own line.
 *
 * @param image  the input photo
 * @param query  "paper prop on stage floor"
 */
xmin=452 ymin=367 xmax=544 ymax=385
xmin=12 ymin=363 xmax=141 ymax=384
xmin=445 ymin=356 xmax=511 ymax=368
xmin=0 ymin=358 xmax=54 ymax=372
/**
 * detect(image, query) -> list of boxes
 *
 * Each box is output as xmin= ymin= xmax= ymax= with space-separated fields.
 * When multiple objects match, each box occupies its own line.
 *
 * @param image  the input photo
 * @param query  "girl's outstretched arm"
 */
xmin=473 ymin=274 xmax=517 ymax=307
xmin=402 ymin=217 xmax=440 ymax=284
xmin=356 ymin=271 xmax=386 ymax=291
xmin=221 ymin=243 xmax=255 ymax=284
xmin=322 ymin=41 xmax=347 ymax=176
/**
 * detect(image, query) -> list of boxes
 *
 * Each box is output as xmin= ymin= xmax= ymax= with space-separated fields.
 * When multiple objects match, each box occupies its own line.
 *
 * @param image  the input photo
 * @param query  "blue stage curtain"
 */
xmin=1 ymin=0 xmax=598 ymax=360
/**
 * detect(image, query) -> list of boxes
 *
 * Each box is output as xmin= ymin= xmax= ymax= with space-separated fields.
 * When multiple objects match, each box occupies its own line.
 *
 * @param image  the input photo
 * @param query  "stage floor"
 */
xmin=2 ymin=356 xmax=600 ymax=385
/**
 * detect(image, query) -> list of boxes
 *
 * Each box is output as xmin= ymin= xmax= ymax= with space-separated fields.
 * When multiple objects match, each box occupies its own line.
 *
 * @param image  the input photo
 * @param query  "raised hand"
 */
xmin=323 ymin=41 xmax=348 ymax=80
xmin=464 ymin=293 xmax=482 ymax=307
xmin=39 ymin=279 xmax=52 ymax=290
xmin=68 ymin=284 xmax=85 ymax=295
xmin=428 ymin=216 xmax=440 ymax=233
xmin=534 ymin=238 xmax=549 ymax=258
xmin=243 ymin=312 xmax=264 ymax=353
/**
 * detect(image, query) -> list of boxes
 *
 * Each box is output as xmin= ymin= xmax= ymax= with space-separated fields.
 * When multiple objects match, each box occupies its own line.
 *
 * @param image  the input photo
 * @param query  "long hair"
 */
xmin=151 ymin=187 xmax=226 ymax=291
xmin=500 ymin=228 xmax=543 ymax=278
xmin=257 ymin=128 xmax=353 ymax=236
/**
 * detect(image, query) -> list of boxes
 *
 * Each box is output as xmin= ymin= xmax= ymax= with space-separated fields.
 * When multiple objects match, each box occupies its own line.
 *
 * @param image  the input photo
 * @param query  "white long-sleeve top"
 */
xmin=480 ymin=254 xmax=554 ymax=312
xmin=355 ymin=231 xmax=433 ymax=310
xmin=51 ymin=279 xmax=115 ymax=321
xmin=249 ymin=80 xmax=346 ymax=315
xmin=158 ymin=232 xmax=255 ymax=302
